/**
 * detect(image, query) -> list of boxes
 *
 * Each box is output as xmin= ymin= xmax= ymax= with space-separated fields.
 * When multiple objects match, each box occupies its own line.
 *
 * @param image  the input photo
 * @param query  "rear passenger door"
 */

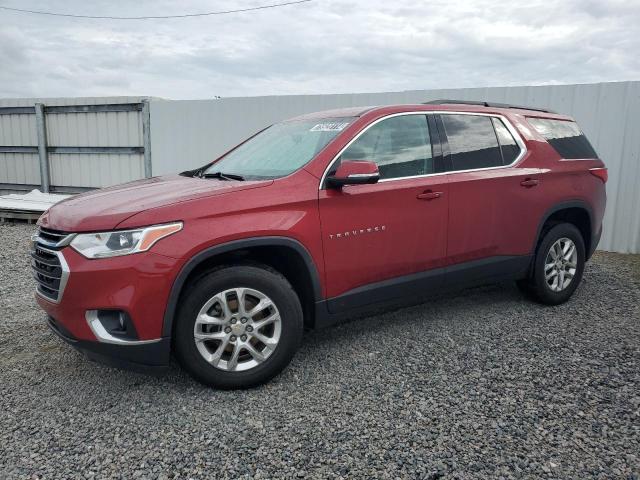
xmin=439 ymin=113 xmax=541 ymax=277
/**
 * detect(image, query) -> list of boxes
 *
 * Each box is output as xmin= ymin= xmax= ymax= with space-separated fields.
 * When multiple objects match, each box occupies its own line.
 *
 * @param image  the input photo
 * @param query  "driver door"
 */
xmin=318 ymin=113 xmax=449 ymax=312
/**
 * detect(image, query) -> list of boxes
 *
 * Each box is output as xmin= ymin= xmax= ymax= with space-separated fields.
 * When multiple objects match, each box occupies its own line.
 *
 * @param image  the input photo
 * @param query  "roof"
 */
xmin=286 ymin=101 xmax=571 ymax=123
xmin=286 ymin=106 xmax=377 ymax=121
xmin=422 ymin=99 xmax=556 ymax=113
xmin=363 ymin=102 xmax=572 ymax=119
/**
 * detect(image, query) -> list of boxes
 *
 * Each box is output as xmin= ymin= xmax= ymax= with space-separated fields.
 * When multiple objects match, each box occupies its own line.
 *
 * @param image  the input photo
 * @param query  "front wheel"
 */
xmin=519 ymin=223 xmax=586 ymax=305
xmin=174 ymin=265 xmax=303 ymax=389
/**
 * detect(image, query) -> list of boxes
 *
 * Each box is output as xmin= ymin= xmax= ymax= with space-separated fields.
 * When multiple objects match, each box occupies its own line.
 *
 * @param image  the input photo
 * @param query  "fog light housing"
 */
xmin=86 ymin=310 xmax=140 ymax=343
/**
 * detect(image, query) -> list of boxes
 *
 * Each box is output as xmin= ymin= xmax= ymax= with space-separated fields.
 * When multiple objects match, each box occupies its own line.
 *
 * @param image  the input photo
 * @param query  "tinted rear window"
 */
xmin=528 ymin=118 xmax=598 ymax=159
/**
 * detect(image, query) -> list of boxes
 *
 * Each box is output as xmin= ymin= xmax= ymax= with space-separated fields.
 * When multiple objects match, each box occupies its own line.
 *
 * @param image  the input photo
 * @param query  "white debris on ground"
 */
xmin=0 ymin=189 xmax=71 ymax=213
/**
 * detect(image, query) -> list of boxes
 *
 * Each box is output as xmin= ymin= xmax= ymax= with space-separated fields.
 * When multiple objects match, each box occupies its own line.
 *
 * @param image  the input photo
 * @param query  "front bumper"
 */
xmin=35 ymin=246 xmax=183 ymax=370
xmin=48 ymin=316 xmax=170 ymax=372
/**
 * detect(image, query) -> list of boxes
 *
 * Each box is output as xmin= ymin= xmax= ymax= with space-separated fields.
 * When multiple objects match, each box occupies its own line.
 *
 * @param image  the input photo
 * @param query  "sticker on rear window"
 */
xmin=310 ymin=122 xmax=349 ymax=132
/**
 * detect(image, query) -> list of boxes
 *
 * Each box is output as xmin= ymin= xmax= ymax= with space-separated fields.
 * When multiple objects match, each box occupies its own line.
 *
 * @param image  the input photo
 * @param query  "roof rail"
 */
xmin=422 ymin=99 xmax=555 ymax=114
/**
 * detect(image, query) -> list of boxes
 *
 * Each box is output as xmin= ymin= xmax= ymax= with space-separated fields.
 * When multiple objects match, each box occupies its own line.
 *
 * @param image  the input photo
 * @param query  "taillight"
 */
xmin=589 ymin=167 xmax=608 ymax=183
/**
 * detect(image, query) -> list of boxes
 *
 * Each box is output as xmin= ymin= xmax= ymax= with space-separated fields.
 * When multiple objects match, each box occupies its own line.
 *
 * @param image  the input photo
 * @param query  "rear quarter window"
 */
xmin=528 ymin=118 xmax=598 ymax=160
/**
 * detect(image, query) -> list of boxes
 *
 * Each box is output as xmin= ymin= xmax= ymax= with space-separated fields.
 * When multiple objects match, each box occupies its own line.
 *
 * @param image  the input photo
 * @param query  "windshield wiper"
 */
xmin=180 ymin=166 xmax=205 ymax=177
xmin=201 ymin=171 xmax=245 ymax=181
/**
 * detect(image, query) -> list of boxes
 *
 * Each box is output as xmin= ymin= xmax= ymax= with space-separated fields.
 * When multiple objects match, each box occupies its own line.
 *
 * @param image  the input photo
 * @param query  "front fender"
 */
xmin=161 ymin=236 xmax=323 ymax=337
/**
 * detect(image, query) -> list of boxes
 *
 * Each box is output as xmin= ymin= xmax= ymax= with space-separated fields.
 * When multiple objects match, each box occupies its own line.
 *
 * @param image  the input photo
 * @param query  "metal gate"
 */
xmin=0 ymin=99 xmax=151 ymax=193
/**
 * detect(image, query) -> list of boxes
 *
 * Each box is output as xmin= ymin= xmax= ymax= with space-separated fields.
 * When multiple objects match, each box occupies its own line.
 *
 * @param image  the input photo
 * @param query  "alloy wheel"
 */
xmin=193 ymin=287 xmax=282 ymax=371
xmin=544 ymin=237 xmax=578 ymax=292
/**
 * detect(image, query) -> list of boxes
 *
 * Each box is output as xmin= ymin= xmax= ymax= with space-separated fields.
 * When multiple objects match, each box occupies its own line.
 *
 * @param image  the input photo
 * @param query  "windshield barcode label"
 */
xmin=310 ymin=122 xmax=350 ymax=132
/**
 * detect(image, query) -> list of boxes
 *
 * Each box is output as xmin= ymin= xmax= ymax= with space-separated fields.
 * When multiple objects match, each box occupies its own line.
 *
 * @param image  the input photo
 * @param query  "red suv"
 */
xmin=32 ymin=100 xmax=607 ymax=388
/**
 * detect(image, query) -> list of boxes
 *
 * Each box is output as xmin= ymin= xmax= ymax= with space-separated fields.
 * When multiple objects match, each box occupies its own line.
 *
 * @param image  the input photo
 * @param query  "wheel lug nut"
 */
xmin=246 ymin=326 xmax=253 ymax=332
xmin=230 ymin=335 xmax=237 ymax=341
xmin=231 ymin=318 xmax=237 ymax=324
xmin=241 ymin=317 xmax=247 ymax=324
xmin=241 ymin=334 xmax=247 ymax=341
xmin=224 ymin=327 xmax=231 ymax=333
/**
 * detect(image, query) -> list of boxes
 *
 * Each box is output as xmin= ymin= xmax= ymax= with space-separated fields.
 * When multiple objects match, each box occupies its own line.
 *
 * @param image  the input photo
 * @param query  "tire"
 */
xmin=174 ymin=264 xmax=303 ymax=389
xmin=519 ymin=222 xmax=585 ymax=305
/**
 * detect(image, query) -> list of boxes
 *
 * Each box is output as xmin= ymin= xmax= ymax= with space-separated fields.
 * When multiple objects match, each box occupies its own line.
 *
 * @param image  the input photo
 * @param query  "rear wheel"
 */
xmin=174 ymin=265 xmax=303 ymax=389
xmin=518 ymin=223 xmax=585 ymax=305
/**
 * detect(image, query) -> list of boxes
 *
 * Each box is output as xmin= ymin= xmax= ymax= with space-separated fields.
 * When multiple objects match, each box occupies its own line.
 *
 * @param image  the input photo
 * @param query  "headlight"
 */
xmin=70 ymin=222 xmax=182 ymax=259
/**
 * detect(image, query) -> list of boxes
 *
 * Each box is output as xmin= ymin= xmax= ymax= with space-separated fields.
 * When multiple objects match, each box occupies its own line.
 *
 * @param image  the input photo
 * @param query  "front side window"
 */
xmin=338 ymin=115 xmax=433 ymax=180
xmin=527 ymin=117 xmax=598 ymax=159
xmin=205 ymin=117 xmax=355 ymax=179
xmin=441 ymin=114 xmax=503 ymax=171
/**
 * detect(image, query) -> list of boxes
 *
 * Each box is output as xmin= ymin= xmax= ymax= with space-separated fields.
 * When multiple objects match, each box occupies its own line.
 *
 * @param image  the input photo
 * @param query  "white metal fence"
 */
xmin=149 ymin=82 xmax=640 ymax=254
xmin=1 ymin=83 xmax=638 ymax=253
xmin=0 ymin=96 xmax=150 ymax=192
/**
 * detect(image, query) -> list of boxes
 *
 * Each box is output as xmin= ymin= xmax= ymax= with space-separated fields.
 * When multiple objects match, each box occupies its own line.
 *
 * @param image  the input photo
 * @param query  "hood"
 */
xmin=39 ymin=174 xmax=272 ymax=232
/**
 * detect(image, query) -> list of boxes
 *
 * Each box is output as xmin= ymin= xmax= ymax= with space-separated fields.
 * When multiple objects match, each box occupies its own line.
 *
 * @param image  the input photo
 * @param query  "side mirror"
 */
xmin=326 ymin=160 xmax=380 ymax=188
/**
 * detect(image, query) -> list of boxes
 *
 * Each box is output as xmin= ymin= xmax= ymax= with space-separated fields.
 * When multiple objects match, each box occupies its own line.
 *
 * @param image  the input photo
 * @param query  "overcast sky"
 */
xmin=0 ymin=0 xmax=638 ymax=99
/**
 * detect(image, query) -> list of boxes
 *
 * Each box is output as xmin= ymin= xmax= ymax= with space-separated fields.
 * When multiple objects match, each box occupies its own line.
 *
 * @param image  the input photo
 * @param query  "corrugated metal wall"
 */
xmin=0 ymin=97 xmax=146 ymax=189
xmin=1 ymin=84 xmax=637 ymax=252
xmin=150 ymin=81 xmax=640 ymax=253
xmin=0 ymin=105 xmax=40 ymax=186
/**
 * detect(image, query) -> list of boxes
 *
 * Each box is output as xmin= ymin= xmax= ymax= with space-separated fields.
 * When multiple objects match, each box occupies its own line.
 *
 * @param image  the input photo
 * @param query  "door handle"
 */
xmin=417 ymin=190 xmax=443 ymax=200
xmin=520 ymin=178 xmax=539 ymax=188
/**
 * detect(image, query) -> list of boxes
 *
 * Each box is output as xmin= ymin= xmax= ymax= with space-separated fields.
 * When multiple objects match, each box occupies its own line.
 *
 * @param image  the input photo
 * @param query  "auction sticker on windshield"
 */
xmin=310 ymin=122 xmax=350 ymax=132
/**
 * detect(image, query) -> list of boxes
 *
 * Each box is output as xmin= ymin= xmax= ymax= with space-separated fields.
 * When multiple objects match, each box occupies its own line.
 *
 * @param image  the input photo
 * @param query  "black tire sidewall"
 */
xmin=174 ymin=266 xmax=303 ymax=389
xmin=532 ymin=223 xmax=585 ymax=305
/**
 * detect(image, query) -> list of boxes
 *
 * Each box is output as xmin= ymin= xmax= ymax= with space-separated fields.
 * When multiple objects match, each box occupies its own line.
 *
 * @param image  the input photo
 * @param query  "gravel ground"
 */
xmin=1 ymin=222 xmax=639 ymax=480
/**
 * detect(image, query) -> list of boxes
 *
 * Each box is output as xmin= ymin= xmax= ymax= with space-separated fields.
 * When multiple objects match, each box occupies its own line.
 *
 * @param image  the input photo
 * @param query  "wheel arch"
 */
xmin=532 ymin=201 xmax=595 ymax=259
xmin=162 ymin=237 xmax=323 ymax=337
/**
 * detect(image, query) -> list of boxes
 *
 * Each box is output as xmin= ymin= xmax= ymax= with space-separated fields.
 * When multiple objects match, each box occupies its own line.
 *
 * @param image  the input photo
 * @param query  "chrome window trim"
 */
xmin=319 ymin=110 xmax=527 ymax=189
xmin=85 ymin=310 xmax=162 ymax=345
xmin=33 ymin=245 xmax=70 ymax=304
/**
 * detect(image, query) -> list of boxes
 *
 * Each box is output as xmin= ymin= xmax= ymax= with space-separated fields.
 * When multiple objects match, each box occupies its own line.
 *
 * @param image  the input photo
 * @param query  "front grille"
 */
xmin=31 ymin=227 xmax=72 ymax=302
xmin=31 ymin=245 xmax=63 ymax=300
xmin=33 ymin=227 xmax=75 ymax=249
xmin=38 ymin=227 xmax=70 ymax=245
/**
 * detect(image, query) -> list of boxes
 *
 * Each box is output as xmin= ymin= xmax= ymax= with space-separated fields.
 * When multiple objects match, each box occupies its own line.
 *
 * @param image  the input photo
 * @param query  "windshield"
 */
xmin=203 ymin=117 xmax=355 ymax=179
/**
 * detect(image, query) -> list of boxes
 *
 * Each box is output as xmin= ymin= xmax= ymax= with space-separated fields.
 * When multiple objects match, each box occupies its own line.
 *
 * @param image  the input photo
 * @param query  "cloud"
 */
xmin=0 ymin=0 xmax=638 ymax=99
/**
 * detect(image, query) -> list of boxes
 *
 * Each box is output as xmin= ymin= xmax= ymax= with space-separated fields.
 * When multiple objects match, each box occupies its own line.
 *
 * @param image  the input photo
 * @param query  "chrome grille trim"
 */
xmin=31 ymin=234 xmax=71 ymax=303
xmin=31 ymin=227 xmax=76 ymax=249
